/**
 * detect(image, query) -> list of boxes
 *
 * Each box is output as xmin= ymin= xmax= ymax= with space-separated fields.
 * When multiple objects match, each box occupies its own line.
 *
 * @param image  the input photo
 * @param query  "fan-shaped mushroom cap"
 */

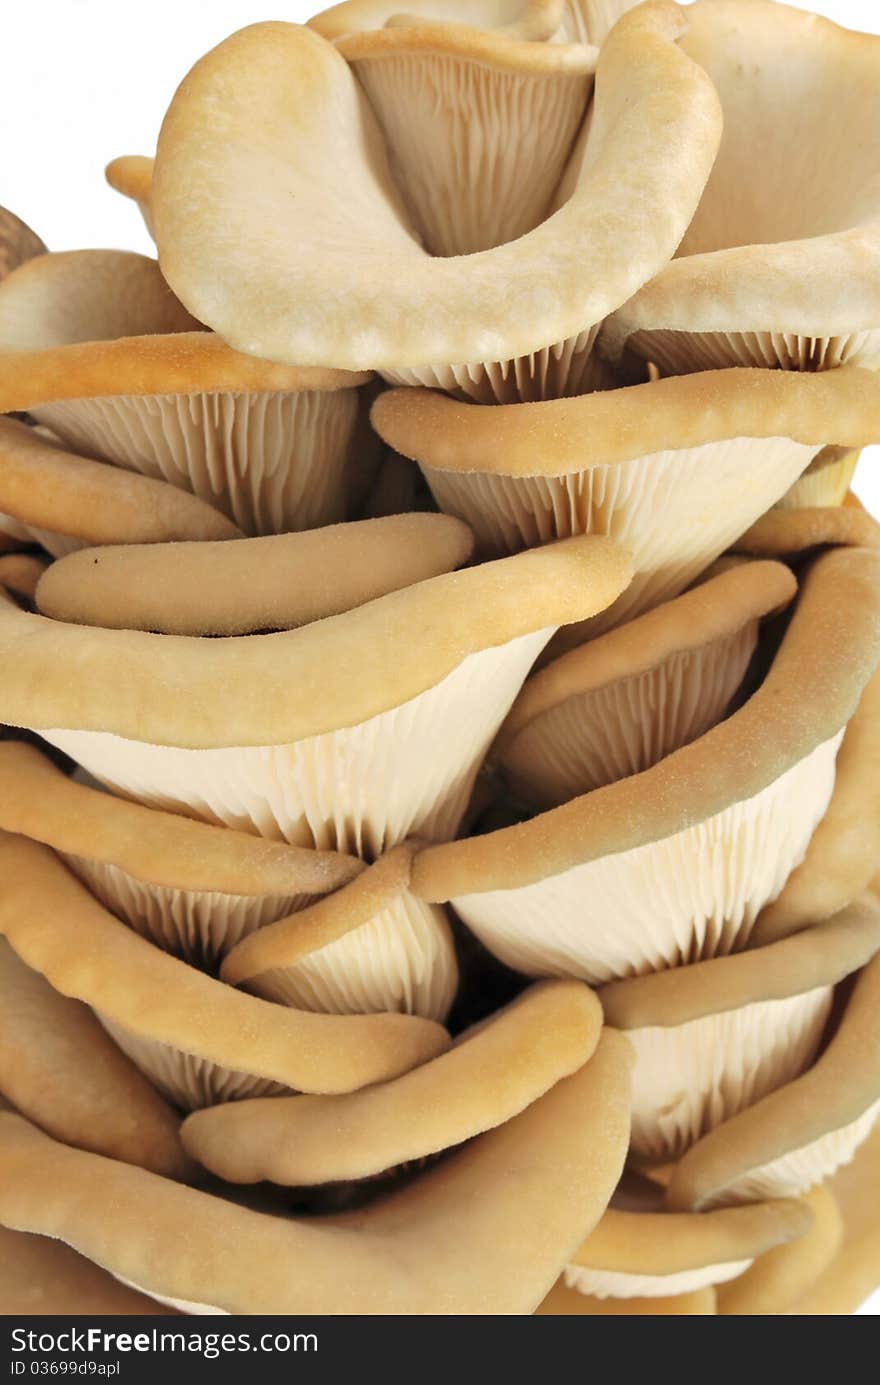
xmin=0 ymin=553 xmax=46 ymax=603
xmin=733 ymin=502 xmax=880 ymax=561
xmin=218 ymin=844 xmax=457 ymax=1019
xmin=335 ymin=26 xmax=596 ymax=261
xmin=413 ymin=548 xmax=880 ymax=983
xmin=309 ymin=1 xmax=564 ymax=43
xmin=0 ymin=1225 xmax=176 ymax=1316
xmin=0 ymin=416 xmax=240 ymax=559
xmin=785 ymin=1121 xmax=880 ymax=1315
xmin=0 ymin=833 xmax=449 ymax=1110
xmin=373 ymin=366 xmax=880 ymax=635
xmin=152 ymin=7 xmax=721 ymax=403
xmin=666 ymin=942 xmax=880 ymax=1211
xmin=0 ymin=536 xmax=630 ymax=855
xmin=551 ymin=1 xmax=645 ymax=45
xmin=105 ymin=155 xmax=155 ymax=238
xmin=0 ymin=206 xmax=45 ymax=281
xmin=601 ymin=1 xmax=880 ymax=375
xmin=0 ymin=250 xmax=373 ymax=535
xmin=0 ymin=938 xmax=189 ymax=1180
xmin=775 ymin=447 xmax=860 ymax=512
xmin=0 ymin=1032 xmax=631 ymax=1315
xmin=564 ymin=1191 xmax=811 ymax=1301
xmin=181 ymin=981 xmax=596 ymax=1184
xmin=0 ymin=742 xmax=363 ymax=968
xmin=716 ymin=1184 xmax=842 ymax=1315
xmin=753 ymin=665 xmax=880 ymax=946
xmin=35 ymin=513 xmax=474 ymax=635
xmin=599 ymin=899 xmax=880 ymax=1162
xmin=537 ymin=1281 xmax=716 ymax=1314
xmin=495 ymin=560 xmax=795 ymax=807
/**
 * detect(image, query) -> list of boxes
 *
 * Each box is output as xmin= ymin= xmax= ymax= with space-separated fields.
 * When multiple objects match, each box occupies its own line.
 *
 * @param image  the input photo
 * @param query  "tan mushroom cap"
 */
xmin=0 ymin=1032 xmax=631 ymax=1315
xmin=35 ymin=513 xmax=474 ymax=636
xmin=600 ymin=0 xmax=880 ymax=375
xmin=717 ymin=1184 xmax=842 ymax=1316
xmin=0 ymin=1225 xmax=177 ymax=1316
xmin=0 ymin=416 xmax=240 ymax=555
xmin=552 ymin=1 xmax=646 ymax=45
xmin=0 ymin=832 xmax=450 ymax=1104
xmin=0 ymin=535 xmax=630 ymax=749
xmin=495 ymin=560 xmax=795 ymax=805
xmin=309 ymin=1 xmax=565 ymax=43
xmin=786 ymin=1122 xmax=880 ymax=1315
xmin=537 ymin=1282 xmax=717 ymax=1314
xmin=216 ymin=842 xmax=457 ymax=1019
xmin=566 ymin=1196 xmax=811 ymax=1301
xmin=0 ymin=553 xmax=46 ymax=603
xmin=775 ymin=447 xmax=860 ymax=512
xmin=413 ymin=549 xmax=880 ymax=983
xmin=152 ymin=7 xmax=721 ymax=378
xmin=105 ymin=155 xmax=156 ymax=238
xmin=0 ymin=939 xmax=190 ymax=1181
xmin=666 ymin=942 xmax=880 ymax=1212
xmin=373 ymin=365 xmax=879 ymax=631
xmin=754 ymin=664 xmax=880 ymax=946
xmin=0 ymin=207 xmax=46 ymax=282
xmin=733 ymin=503 xmax=880 ymax=560
xmin=180 ymin=981 xmax=599 ymax=1185
xmin=335 ymin=24 xmax=596 ymax=261
xmin=0 ymin=741 xmax=361 ymax=902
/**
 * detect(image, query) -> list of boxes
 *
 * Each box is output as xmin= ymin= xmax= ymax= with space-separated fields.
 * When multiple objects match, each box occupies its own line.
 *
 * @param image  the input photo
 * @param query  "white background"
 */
xmin=1 ymin=0 xmax=878 ymax=1316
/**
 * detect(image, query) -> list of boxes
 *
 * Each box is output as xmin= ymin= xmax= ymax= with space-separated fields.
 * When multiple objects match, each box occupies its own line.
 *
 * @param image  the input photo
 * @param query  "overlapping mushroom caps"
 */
xmin=601 ymin=0 xmax=880 ymax=376
xmin=0 ymin=250 xmax=375 ymax=534
xmin=413 ymin=548 xmax=880 ymax=983
xmin=0 ymin=1030 xmax=632 ymax=1314
xmin=373 ymin=366 xmax=880 ymax=637
xmin=599 ymin=899 xmax=880 ymax=1162
xmin=150 ymin=5 xmax=722 ymax=402
xmin=1 ymin=532 xmax=629 ymax=857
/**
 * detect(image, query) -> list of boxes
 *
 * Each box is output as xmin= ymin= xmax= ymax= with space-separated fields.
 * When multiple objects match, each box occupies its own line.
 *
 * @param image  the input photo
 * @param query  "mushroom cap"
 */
xmin=413 ymin=550 xmax=880 ymax=983
xmin=0 ymin=938 xmax=189 ymax=1181
xmin=0 ymin=832 xmax=450 ymax=1105
xmin=105 ymin=155 xmax=156 ymax=239
xmin=35 ymin=513 xmax=474 ymax=636
xmin=0 ymin=207 xmax=46 ymax=282
xmin=309 ymin=0 xmax=565 ymax=43
xmin=0 ymin=416 xmax=240 ymax=553
xmin=151 ymin=6 xmax=721 ymax=371
xmin=0 ymin=553 xmax=46 ymax=603
xmin=733 ymin=503 xmax=880 ymax=560
xmin=0 ymin=535 xmax=630 ymax=749
xmin=666 ymin=933 xmax=880 ymax=1211
xmin=717 ymin=1184 xmax=842 ymax=1315
xmin=754 ymin=662 xmax=880 ymax=945
xmin=600 ymin=0 xmax=880 ymax=373
xmin=495 ymin=560 xmax=795 ymax=805
xmin=181 ymin=981 xmax=600 ymax=1185
xmin=0 ymin=1224 xmax=176 ymax=1316
xmin=0 ymin=1032 xmax=631 ymax=1315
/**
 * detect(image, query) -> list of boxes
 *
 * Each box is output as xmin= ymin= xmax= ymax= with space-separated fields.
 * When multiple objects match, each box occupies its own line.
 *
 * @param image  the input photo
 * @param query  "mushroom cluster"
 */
xmin=1 ymin=0 xmax=879 ymax=1317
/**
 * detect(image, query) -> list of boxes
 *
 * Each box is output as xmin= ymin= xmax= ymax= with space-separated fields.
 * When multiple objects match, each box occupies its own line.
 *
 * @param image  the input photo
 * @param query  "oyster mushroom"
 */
xmin=151 ymin=6 xmax=721 ymax=402
xmin=0 ymin=416 xmax=240 ymax=559
xmin=601 ymin=0 xmax=880 ymax=376
xmin=309 ymin=1 xmax=566 ymax=44
xmin=666 ymin=941 xmax=880 ymax=1210
xmin=598 ymin=898 xmax=880 ymax=1161
xmin=0 ymin=250 xmax=373 ymax=535
xmin=732 ymin=501 xmax=880 ymax=562
xmin=0 ymin=1224 xmax=175 ymax=1316
xmin=180 ymin=981 xmax=598 ymax=1184
xmin=717 ymin=1184 xmax=842 ymax=1316
xmin=34 ymin=512 xmax=473 ymax=635
xmin=105 ymin=155 xmax=155 ymax=238
xmin=0 ymin=537 xmax=630 ymax=855
xmin=0 ymin=742 xmax=363 ymax=969
xmin=412 ymin=548 xmax=880 ymax=982
xmin=0 ymin=553 xmax=46 ymax=604
xmin=494 ymin=560 xmax=795 ymax=807
xmin=0 ymin=206 xmax=45 ymax=282
xmin=0 ymin=938 xmax=189 ymax=1179
xmin=373 ymin=365 xmax=880 ymax=636
xmin=219 ymin=844 xmax=457 ymax=1020
xmin=0 ymin=833 xmax=449 ymax=1110
xmin=775 ymin=447 xmax=860 ymax=512
xmin=0 ymin=1032 xmax=631 ymax=1315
